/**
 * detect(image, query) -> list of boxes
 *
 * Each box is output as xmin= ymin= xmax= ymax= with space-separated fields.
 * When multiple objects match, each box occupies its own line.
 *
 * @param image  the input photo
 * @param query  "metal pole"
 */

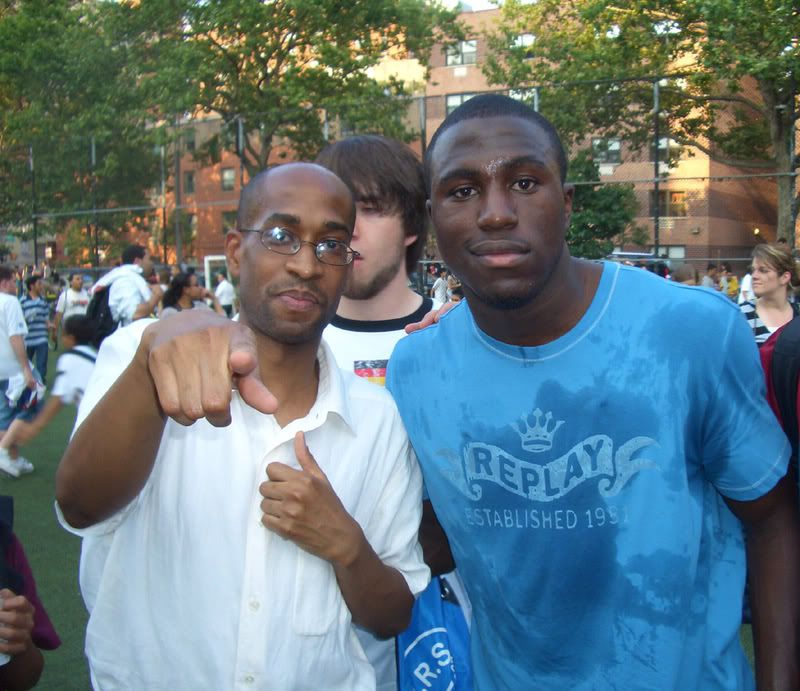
xmin=160 ymin=144 xmax=168 ymax=263
xmin=789 ymin=72 xmax=798 ymax=250
xmin=91 ymin=137 xmax=99 ymax=267
xmin=238 ymin=116 xmax=245 ymax=189
xmin=533 ymin=87 xmax=540 ymax=112
xmin=29 ymin=146 xmax=38 ymax=266
xmin=652 ymin=80 xmax=661 ymax=257
xmin=418 ymin=96 xmax=427 ymax=156
xmin=173 ymin=118 xmax=183 ymax=265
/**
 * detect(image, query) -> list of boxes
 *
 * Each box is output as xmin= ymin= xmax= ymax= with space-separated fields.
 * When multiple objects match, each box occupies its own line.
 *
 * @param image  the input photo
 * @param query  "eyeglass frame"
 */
xmin=238 ymin=226 xmax=360 ymax=266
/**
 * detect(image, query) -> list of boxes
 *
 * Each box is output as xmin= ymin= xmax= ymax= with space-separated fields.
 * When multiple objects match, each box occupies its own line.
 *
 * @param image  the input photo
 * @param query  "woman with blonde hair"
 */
xmin=739 ymin=243 xmax=800 ymax=346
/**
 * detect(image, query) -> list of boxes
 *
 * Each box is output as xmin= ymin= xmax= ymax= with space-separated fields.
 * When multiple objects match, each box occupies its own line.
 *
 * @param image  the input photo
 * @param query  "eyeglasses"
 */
xmin=239 ymin=226 xmax=359 ymax=266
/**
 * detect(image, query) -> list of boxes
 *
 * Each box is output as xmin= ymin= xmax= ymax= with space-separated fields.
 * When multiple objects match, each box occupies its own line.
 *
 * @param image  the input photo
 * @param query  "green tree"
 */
xmin=123 ymin=0 xmax=459 ymax=175
xmin=0 ymin=0 xmax=163 ymax=262
xmin=567 ymin=152 xmax=640 ymax=258
xmin=485 ymin=0 xmax=799 ymax=240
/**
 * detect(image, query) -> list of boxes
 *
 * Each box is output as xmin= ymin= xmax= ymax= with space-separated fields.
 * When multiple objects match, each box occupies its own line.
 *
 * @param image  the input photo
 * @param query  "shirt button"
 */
xmin=249 ymin=599 xmax=260 ymax=611
xmin=244 ymin=675 xmax=255 ymax=684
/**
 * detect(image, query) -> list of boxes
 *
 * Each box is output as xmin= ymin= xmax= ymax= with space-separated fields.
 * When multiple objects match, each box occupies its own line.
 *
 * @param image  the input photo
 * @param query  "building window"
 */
xmin=446 ymin=93 xmax=476 ymax=116
xmin=222 ymin=168 xmax=236 ymax=191
xmin=650 ymin=137 xmax=681 ymax=162
xmin=446 ymin=40 xmax=477 ymax=66
xmin=222 ymin=211 xmax=238 ymax=234
xmin=184 ymin=130 xmax=195 ymax=153
xmin=512 ymin=33 xmax=535 ymax=57
xmin=183 ymin=171 xmax=195 ymax=195
xmin=663 ymin=246 xmax=685 ymax=259
xmin=592 ymin=138 xmax=621 ymax=164
xmin=649 ymin=190 xmax=688 ymax=217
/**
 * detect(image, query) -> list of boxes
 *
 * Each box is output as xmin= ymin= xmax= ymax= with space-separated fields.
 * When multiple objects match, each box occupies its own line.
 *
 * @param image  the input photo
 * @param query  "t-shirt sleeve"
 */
xmin=109 ymin=277 xmax=151 ymax=324
xmin=6 ymin=534 xmax=61 ymax=650
xmin=2 ymin=299 xmax=27 ymax=339
xmin=55 ymin=292 xmax=66 ymax=315
xmin=361 ymin=404 xmax=430 ymax=598
xmin=55 ymin=320 xmax=153 ymax=537
xmin=50 ymin=354 xmax=80 ymax=405
xmin=701 ymin=307 xmax=790 ymax=501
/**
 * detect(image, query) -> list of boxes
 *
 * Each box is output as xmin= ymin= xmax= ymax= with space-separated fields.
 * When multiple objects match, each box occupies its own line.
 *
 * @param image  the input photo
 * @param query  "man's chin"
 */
xmin=343 ymin=279 xmax=382 ymax=301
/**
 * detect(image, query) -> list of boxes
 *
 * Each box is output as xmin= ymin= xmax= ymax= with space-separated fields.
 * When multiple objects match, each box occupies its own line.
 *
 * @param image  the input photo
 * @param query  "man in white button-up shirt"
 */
xmin=56 ymin=163 xmax=429 ymax=690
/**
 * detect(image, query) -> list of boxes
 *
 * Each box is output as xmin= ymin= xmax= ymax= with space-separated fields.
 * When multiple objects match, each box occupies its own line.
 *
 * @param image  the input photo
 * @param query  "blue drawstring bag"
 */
xmin=397 ymin=576 xmax=472 ymax=690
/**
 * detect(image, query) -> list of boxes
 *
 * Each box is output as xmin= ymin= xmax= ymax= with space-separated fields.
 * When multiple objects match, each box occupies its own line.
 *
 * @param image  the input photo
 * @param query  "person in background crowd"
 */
xmin=214 ymin=272 xmax=236 ymax=317
xmin=670 ymin=263 xmax=698 ymax=285
xmin=156 ymin=269 xmax=170 ymax=295
xmin=91 ymin=245 xmax=163 ymax=328
xmin=430 ymin=267 xmax=449 ymax=303
xmin=159 ymin=273 xmax=225 ymax=318
xmin=0 ymin=267 xmax=37 ymax=479
xmin=740 ymin=243 xmax=800 ymax=346
xmin=317 ymin=134 xmax=464 ymax=691
xmin=55 ymin=163 xmax=428 ymax=690
xmin=389 ymin=93 xmax=799 ymax=689
xmin=0 ymin=316 xmax=96 ymax=477
xmin=701 ymin=262 xmax=719 ymax=289
xmin=52 ymin=273 xmax=90 ymax=346
xmin=19 ymin=277 xmax=50 ymax=380
xmin=739 ymin=267 xmax=753 ymax=304
xmin=720 ymin=262 xmax=739 ymax=301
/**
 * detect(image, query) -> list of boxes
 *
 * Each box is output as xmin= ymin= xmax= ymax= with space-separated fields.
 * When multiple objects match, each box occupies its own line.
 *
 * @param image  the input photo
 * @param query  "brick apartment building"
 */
xmin=161 ymin=6 xmax=785 ymax=272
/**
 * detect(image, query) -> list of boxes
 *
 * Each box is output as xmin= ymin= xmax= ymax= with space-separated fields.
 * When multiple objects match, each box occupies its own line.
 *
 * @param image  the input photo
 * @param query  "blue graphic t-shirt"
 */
xmin=387 ymin=261 xmax=789 ymax=691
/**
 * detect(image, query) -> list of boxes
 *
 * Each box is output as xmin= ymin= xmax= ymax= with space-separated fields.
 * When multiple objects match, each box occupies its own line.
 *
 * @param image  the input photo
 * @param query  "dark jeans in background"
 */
xmin=26 ymin=342 xmax=49 ymax=380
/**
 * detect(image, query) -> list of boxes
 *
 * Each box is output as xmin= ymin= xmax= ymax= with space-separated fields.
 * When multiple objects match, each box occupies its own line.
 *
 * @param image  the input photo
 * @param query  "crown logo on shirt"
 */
xmin=516 ymin=408 xmax=564 ymax=453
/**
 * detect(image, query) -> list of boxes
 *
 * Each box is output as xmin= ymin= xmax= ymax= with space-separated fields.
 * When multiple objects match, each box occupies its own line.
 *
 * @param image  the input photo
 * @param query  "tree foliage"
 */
xmin=0 ymin=0 xmax=460 ymax=260
xmin=0 ymin=0 xmax=163 ymax=258
xmin=121 ymin=0 xmax=459 ymax=175
xmin=485 ymin=0 xmax=800 ymax=239
xmin=567 ymin=152 xmax=640 ymax=258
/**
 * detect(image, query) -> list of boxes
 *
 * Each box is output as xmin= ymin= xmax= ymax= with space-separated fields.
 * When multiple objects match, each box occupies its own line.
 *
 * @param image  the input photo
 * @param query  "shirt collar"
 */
xmin=308 ymin=340 xmax=354 ymax=434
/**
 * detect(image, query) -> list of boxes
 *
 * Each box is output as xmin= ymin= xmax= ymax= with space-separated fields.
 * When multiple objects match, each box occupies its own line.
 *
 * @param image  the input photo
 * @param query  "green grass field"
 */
xmin=3 ymin=346 xmax=756 ymax=689
xmin=5 ymin=348 xmax=89 ymax=689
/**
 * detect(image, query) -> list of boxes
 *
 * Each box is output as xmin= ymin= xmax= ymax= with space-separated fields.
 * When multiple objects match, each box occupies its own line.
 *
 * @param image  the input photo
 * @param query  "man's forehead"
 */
xmin=433 ymin=116 xmax=556 ymax=171
xmin=249 ymin=166 xmax=353 ymax=218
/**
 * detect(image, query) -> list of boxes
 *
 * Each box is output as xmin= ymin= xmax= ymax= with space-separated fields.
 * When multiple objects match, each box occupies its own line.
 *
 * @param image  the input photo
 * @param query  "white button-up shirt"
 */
xmin=58 ymin=320 xmax=429 ymax=690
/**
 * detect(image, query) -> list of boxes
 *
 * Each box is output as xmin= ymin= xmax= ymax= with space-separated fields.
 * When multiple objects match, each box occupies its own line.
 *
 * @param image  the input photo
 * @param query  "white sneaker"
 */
xmin=14 ymin=457 xmax=33 ymax=475
xmin=0 ymin=449 xmax=20 ymax=478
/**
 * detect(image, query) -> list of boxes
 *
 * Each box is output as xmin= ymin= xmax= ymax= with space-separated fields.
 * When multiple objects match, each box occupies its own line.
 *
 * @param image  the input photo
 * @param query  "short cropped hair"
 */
xmin=424 ymin=94 xmax=568 ymax=191
xmin=316 ymin=136 xmax=428 ymax=276
xmin=62 ymin=314 xmax=95 ymax=346
xmin=25 ymin=274 xmax=41 ymax=291
xmin=122 ymin=244 xmax=147 ymax=265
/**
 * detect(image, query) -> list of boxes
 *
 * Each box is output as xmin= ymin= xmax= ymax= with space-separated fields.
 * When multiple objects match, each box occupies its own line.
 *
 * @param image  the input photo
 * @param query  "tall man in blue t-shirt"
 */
xmin=387 ymin=94 xmax=800 ymax=690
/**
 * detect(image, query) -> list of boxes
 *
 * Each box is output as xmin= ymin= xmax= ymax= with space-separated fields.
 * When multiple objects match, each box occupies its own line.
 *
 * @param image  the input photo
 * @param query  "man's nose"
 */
xmin=477 ymin=184 xmax=517 ymax=230
xmin=285 ymin=243 xmax=322 ymax=279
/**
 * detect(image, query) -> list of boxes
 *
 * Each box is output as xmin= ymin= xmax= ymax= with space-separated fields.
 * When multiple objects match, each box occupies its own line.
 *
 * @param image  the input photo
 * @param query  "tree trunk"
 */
xmin=762 ymin=79 xmax=796 ymax=242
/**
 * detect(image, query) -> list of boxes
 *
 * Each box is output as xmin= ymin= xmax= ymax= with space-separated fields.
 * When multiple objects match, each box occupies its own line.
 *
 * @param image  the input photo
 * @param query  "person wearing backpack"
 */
xmin=91 ymin=245 xmax=163 ymax=331
xmin=0 ymin=315 xmax=97 ymax=478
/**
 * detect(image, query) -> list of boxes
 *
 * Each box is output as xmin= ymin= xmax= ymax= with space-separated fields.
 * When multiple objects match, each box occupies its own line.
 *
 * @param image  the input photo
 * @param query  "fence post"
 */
xmin=652 ymin=79 xmax=660 ymax=257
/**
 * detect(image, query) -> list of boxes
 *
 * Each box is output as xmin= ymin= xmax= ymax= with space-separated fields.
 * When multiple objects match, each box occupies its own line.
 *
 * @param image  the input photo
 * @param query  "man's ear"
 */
xmin=225 ymin=231 xmax=243 ymax=280
xmin=404 ymin=233 xmax=418 ymax=249
xmin=562 ymin=183 xmax=575 ymax=227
